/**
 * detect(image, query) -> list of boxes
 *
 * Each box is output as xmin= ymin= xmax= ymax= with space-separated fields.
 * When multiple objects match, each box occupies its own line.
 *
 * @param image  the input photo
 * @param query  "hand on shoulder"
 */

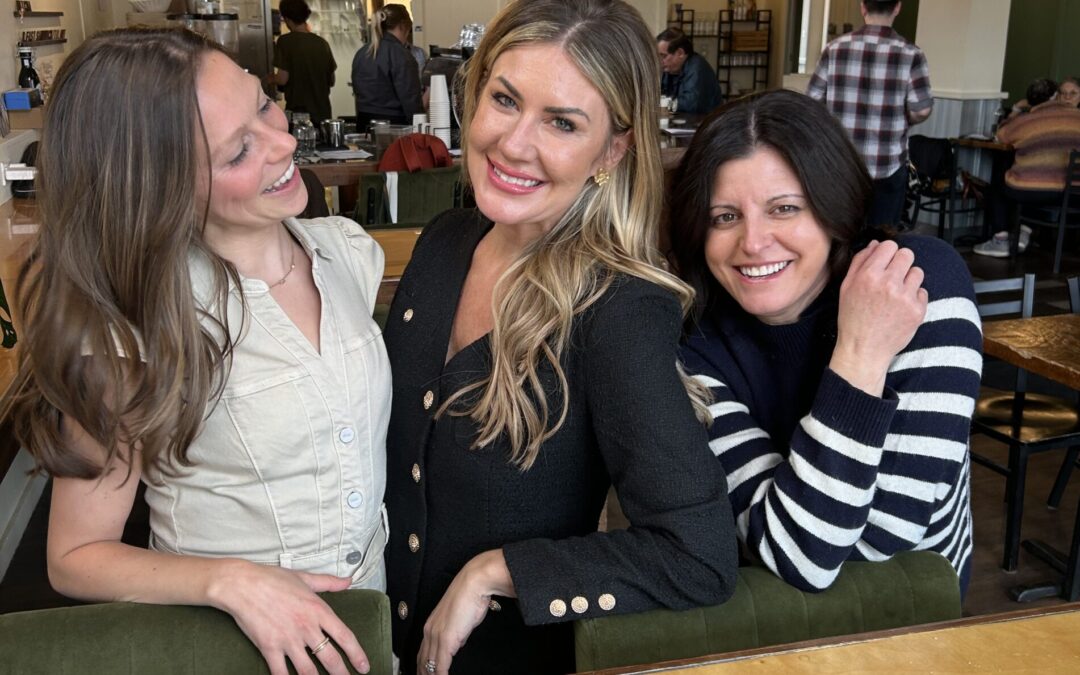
xmin=831 ymin=240 xmax=928 ymax=395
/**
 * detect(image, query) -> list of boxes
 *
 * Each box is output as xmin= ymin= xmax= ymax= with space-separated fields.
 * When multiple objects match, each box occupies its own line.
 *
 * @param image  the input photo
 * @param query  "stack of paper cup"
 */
xmin=428 ymin=74 xmax=453 ymax=149
xmin=413 ymin=113 xmax=428 ymax=134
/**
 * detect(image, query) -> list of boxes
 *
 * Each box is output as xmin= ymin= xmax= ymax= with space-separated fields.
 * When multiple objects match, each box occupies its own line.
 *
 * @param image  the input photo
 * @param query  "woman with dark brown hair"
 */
xmin=670 ymin=89 xmax=980 ymax=598
xmin=3 ymin=28 xmax=389 ymax=675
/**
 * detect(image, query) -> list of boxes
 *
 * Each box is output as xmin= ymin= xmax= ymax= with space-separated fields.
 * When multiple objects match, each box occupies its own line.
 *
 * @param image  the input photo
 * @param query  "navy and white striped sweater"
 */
xmin=680 ymin=235 xmax=981 ymax=593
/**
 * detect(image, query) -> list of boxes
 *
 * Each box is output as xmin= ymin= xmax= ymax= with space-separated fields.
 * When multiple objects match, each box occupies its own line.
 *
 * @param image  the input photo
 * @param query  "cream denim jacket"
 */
xmin=145 ymin=217 xmax=391 ymax=591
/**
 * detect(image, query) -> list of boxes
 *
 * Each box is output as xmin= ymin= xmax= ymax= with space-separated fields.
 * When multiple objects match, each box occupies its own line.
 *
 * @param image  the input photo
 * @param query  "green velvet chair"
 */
xmin=573 ymin=551 xmax=961 ymax=672
xmin=0 ymin=589 xmax=392 ymax=675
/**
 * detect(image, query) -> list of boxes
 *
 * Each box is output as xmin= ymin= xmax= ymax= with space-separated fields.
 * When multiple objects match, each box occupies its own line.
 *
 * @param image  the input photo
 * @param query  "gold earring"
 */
xmin=594 ymin=168 xmax=610 ymax=186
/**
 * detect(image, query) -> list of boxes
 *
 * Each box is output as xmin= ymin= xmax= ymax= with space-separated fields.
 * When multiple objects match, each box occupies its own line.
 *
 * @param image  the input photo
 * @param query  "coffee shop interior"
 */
xmin=2 ymin=0 xmax=1080 ymax=671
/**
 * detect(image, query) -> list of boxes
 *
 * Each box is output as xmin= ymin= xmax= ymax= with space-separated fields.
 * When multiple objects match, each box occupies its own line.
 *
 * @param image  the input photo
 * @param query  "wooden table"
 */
xmin=982 ymin=313 xmax=1080 ymax=602
xmin=983 ymin=314 xmax=1080 ymax=391
xmin=303 ymin=145 xmax=690 ymax=189
xmin=580 ymin=604 xmax=1080 ymax=674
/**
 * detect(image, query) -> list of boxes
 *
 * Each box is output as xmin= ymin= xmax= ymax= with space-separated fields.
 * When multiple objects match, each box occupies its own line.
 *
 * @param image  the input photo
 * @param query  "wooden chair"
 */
xmin=1045 ymin=276 xmax=1080 ymax=508
xmin=971 ymin=274 xmax=1080 ymax=571
xmin=906 ymin=135 xmax=981 ymax=241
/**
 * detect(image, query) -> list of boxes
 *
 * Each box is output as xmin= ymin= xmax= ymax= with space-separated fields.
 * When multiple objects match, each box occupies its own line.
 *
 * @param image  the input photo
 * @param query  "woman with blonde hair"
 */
xmin=350 ymin=2 xmax=423 ymax=127
xmin=4 ymin=28 xmax=390 ymax=675
xmin=382 ymin=1 xmax=738 ymax=673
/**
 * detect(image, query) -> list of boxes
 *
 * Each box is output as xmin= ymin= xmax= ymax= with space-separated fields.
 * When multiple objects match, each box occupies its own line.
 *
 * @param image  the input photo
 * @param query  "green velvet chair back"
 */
xmin=0 ymin=590 xmax=392 ymax=675
xmin=574 ymin=552 xmax=961 ymax=672
xmin=354 ymin=166 xmax=462 ymax=231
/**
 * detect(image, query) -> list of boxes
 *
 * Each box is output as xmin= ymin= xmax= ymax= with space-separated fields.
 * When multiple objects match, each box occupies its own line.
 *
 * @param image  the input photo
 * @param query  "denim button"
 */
xmin=339 ymin=427 xmax=355 ymax=443
xmin=347 ymin=492 xmax=363 ymax=508
xmin=346 ymin=551 xmax=362 ymax=565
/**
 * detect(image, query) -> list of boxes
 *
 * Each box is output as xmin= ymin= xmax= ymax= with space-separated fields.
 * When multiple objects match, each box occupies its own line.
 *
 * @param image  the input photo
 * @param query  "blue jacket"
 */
xmin=661 ymin=53 xmax=721 ymax=114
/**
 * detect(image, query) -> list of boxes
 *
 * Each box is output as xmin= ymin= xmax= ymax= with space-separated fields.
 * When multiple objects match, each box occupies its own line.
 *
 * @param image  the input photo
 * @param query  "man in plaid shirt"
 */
xmin=807 ymin=0 xmax=933 ymax=228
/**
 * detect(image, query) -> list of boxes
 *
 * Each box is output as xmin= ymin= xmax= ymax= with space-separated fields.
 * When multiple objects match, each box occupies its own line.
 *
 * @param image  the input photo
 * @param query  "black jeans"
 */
xmin=986 ymin=184 xmax=1062 ymax=235
xmin=867 ymin=165 xmax=908 ymax=229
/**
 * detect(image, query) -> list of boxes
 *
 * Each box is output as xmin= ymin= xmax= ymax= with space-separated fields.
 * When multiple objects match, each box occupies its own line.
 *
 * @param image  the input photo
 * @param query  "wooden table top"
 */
xmin=582 ymin=604 xmax=1080 ymax=674
xmin=951 ymin=136 xmax=1014 ymax=152
xmin=982 ymin=313 xmax=1080 ymax=390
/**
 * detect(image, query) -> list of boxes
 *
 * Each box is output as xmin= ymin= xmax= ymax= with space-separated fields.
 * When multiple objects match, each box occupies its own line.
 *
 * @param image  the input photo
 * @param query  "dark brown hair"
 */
xmin=669 ymin=89 xmax=872 ymax=321
xmin=3 ymin=28 xmax=241 ymax=480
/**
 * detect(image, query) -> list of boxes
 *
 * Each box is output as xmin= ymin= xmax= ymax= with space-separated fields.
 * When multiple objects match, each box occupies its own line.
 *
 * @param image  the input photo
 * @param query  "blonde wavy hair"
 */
xmin=445 ymin=0 xmax=710 ymax=470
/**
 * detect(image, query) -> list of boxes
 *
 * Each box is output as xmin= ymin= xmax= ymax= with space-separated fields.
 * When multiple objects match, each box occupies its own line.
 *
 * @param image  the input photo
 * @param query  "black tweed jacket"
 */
xmin=383 ymin=209 xmax=738 ymax=675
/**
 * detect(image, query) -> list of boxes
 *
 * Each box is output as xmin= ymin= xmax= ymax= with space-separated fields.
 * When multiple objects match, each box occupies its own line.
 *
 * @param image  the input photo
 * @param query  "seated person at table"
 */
xmin=1003 ymin=76 xmax=1080 ymax=121
xmin=657 ymin=28 xmax=721 ymax=114
xmin=670 ymin=89 xmax=981 ymax=596
xmin=383 ymin=1 xmax=738 ymax=673
xmin=974 ymin=77 xmax=1080 ymax=257
xmin=3 ymin=28 xmax=390 ymax=675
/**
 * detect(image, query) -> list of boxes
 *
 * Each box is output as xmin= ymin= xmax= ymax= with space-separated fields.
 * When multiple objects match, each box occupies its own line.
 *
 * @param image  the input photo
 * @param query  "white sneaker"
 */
xmin=973 ymin=232 xmax=1011 ymax=258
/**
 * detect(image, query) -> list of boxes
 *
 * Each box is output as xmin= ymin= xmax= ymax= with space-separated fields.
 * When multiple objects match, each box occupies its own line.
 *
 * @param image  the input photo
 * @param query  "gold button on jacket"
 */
xmin=397 ymin=601 xmax=409 ymax=619
xmin=423 ymin=390 xmax=434 ymax=409
xmin=408 ymin=533 xmax=420 ymax=553
xmin=411 ymin=463 xmax=421 ymax=483
xmin=570 ymin=596 xmax=588 ymax=614
xmin=548 ymin=599 xmax=567 ymax=618
xmin=403 ymin=308 xmax=414 ymax=322
xmin=598 ymin=593 xmax=616 ymax=611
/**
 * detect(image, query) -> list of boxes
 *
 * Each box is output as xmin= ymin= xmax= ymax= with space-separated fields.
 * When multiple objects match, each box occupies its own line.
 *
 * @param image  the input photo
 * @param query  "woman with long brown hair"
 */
xmin=382 ymin=1 xmax=738 ymax=673
xmin=4 ymin=28 xmax=390 ymax=675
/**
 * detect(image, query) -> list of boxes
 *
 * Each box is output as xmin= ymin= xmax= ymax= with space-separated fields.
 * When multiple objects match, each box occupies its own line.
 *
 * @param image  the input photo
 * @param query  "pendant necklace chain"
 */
xmin=269 ymin=240 xmax=296 ymax=289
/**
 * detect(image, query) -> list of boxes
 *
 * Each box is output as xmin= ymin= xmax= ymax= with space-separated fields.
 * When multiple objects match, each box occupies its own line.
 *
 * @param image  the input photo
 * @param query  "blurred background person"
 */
xmin=351 ymin=3 xmax=423 ymax=128
xmin=656 ymin=27 xmax=720 ymax=114
xmin=808 ymin=0 xmax=933 ymax=229
xmin=271 ymin=0 xmax=337 ymax=127
xmin=974 ymin=77 xmax=1080 ymax=257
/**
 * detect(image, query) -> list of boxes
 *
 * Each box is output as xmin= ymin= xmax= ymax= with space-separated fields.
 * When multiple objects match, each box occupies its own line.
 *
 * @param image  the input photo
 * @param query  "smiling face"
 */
xmin=1059 ymin=80 xmax=1080 ymax=107
xmin=465 ymin=43 xmax=627 ymax=240
xmin=195 ymin=51 xmax=305 ymax=239
xmin=704 ymin=145 xmax=832 ymax=325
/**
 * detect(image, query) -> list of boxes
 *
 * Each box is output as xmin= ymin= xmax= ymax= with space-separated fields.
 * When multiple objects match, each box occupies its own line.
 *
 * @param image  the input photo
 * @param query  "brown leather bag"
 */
xmin=376 ymin=133 xmax=453 ymax=173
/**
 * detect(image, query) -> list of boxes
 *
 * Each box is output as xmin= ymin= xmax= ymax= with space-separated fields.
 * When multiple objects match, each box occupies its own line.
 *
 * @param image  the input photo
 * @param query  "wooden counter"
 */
xmin=583 ymin=604 xmax=1080 ymax=674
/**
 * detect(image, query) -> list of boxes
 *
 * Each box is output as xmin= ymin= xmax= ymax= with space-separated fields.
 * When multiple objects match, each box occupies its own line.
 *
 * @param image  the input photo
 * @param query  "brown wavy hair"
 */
xmin=1 ymin=28 xmax=242 ymax=480
xmin=444 ymin=0 xmax=710 ymax=469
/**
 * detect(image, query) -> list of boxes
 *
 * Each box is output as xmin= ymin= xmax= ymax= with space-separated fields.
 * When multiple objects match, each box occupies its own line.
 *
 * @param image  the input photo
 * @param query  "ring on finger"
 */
xmin=310 ymin=635 xmax=332 ymax=655
xmin=424 ymin=659 xmax=436 ymax=673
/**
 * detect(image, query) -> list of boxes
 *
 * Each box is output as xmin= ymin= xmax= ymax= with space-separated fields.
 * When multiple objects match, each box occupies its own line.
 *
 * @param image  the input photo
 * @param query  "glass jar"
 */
xmin=292 ymin=112 xmax=317 ymax=158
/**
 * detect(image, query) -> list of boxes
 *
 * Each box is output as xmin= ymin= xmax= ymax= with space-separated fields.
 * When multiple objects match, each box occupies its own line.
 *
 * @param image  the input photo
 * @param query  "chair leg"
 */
xmin=1066 ymin=492 xmax=1080 ymax=601
xmin=1002 ymin=444 xmax=1030 ymax=571
xmin=1049 ymin=446 xmax=1080 ymax=509
xmin=912 ymin=197 xmax=922 ymax=229
xmin=1054 ymin=215 xmax=1067 ymax=276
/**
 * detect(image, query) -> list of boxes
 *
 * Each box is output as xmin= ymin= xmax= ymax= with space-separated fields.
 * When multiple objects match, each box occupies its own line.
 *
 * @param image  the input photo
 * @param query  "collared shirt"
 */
xmin=996 ymin=100 xmax=1080 ymax=191
xmin=661 ymin=53 xmax=722 ymax=115
xmin=145 ymin=216 xmax=391 ymax=591
xmin=808 ymin=25 xmax=933 ymax=179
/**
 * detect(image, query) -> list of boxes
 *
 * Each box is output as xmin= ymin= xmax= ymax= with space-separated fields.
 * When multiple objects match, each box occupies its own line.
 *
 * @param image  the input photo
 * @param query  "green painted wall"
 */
xmin=1002 ymin=0 xmax=1080 ymax=105
xmin=893 ymin=0 xmax=919 ymax=43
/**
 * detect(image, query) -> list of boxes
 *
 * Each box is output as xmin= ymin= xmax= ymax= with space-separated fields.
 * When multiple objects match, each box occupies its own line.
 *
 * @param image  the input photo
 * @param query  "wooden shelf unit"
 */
xmin=668 ymin=6 xmax=771 ymax=103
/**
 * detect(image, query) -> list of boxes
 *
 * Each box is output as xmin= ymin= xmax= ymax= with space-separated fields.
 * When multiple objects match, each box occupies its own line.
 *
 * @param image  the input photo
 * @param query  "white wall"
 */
xmin=916 ymin=0 xmax=1010 ymax=99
